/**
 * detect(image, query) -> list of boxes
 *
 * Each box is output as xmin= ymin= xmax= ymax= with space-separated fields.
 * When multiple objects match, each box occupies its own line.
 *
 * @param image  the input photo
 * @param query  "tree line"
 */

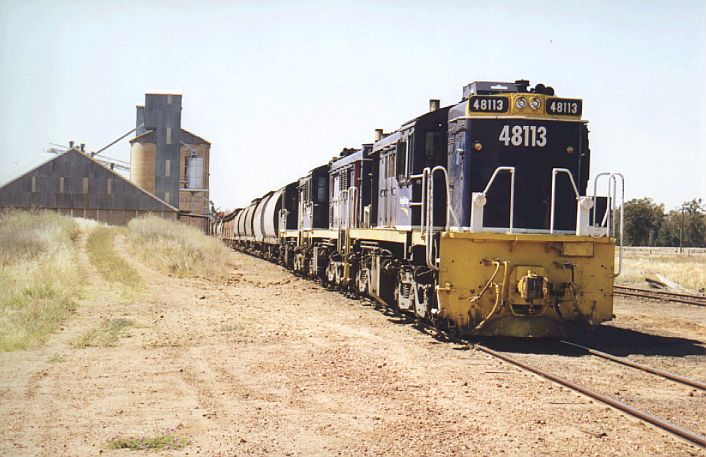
xmin=619 ymin=198 xmax=706 ymax=247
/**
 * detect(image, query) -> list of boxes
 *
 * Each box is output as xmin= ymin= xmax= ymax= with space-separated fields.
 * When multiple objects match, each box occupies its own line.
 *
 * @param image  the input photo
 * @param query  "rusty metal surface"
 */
xmin=560 ymin=340 xmax=706 ymax=391
xmin=614 ymin=286 xmax=706 ymax=307
xmin=474 ymin=343 xmax=706 ymax=448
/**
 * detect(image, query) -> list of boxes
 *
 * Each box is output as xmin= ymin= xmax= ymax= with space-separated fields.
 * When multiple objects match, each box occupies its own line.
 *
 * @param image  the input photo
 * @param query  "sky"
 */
xmin=1 ymin=0 xmax=704 ymax=211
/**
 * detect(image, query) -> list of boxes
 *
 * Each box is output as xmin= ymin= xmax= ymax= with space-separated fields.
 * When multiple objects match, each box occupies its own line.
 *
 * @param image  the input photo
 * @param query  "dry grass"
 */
xmin=86 ymin=226 xmax=141 ymax=291
xmin=126 ymin=216 xmax=232 ymax=278
xmin=107 ymin=430 xmax=188 ymax=451
xmin=618 ymin=250 xmax=706 ymax=292
xmin=73 ymin=317 xmax=135 ymax=348
xmin=0 ymin=211 xmax=82 ymax=351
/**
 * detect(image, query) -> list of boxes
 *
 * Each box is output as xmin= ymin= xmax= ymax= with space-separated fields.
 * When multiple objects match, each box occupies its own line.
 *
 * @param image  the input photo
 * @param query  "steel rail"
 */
xmin=560 ymin=340 xmax=706 ymax=391
xmin=228 ymin=247 xmax=706 ymax=448
xmin=472 ymin=343 xmax=706 ymax=448
xmin=614 ymin=286 xmax=706 ymax=307
xmin=411 ymin=319 xmax=706 ymax=448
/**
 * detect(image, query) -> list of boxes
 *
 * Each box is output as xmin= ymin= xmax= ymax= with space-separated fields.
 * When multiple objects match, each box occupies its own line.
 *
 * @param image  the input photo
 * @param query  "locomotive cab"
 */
xmin=297 ymin=165 xmax=330 ymax=230
xmin=434 ymin=80 xmax=620 ymax=337
xmin=371 ymin=103 xmax=450 ymax=230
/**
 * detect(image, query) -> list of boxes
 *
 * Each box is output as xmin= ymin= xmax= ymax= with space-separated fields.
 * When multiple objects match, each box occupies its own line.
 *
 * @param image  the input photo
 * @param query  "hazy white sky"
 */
xmin=1 ymin=0 xmax=704 ymax=211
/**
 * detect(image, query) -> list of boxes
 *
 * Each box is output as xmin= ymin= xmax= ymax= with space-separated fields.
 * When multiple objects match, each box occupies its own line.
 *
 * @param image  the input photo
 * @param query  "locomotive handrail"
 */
xmin=424 ymin=166 xmax=457 ymax=269
xmin=609 ymin=173 xmax=625 ymax=277
xmin=347 ymin=186 xmax=358 ymax=229
xmin=592 ymin=172 xmax=612 ymax=230
xmin=590 ymin=172 xmax=625 ymax=276
xmin=278 ymin=208 xmax=289 ymax=236
xmin=472 ymin=166 xmax=516 ymax=233
xmin=549 ymin=168 xmax=580 ymax=234
xmin=335 ymin=189 xmax=348 ymax=230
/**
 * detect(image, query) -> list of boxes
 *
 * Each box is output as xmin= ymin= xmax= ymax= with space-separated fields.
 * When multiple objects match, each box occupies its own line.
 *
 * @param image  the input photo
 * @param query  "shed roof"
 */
xmin=0 ymin=148 xmax=178 ymax=212
xmin=129 ymin=128 xmax=210 ymax=145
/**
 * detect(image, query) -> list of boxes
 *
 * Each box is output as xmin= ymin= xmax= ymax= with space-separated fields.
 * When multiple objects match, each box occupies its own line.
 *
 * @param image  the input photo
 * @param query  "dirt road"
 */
xmin=1 ymin=231 xmax=704 ymax=456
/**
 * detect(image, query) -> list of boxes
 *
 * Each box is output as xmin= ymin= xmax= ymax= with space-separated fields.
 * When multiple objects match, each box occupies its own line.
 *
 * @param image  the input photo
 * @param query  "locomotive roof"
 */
xmin=372 ymin=105 xmax=451 ymax=154
xmin=329 ymin=145 xmax=372 ymax=171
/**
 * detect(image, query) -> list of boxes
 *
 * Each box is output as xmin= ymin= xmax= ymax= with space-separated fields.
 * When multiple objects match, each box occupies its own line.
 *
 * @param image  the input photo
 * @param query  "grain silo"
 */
xmin=129 ymin=93 xmax=211 ymax=232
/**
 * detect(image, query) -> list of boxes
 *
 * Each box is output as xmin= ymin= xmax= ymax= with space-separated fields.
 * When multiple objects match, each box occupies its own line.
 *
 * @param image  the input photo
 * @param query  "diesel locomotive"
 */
xmin=216 ymin=80 xmax=624 ymax=337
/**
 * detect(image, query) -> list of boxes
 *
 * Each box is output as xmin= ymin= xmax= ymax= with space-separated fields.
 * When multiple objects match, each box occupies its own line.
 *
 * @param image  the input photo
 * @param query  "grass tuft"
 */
xmin=107 ymin=433 xmax=188 ymax=451
xmin=86 ymin=226 xmax=141 ymax=290
xmin=47 ymin=353 xmax=67 ymax=363
xmin=126 ymin=216 xmax=232 ymax=278
xmin=0 ymin=211 xmax=82 ymax=351
xmin=74 ymin=317 xmax=134 ymax=348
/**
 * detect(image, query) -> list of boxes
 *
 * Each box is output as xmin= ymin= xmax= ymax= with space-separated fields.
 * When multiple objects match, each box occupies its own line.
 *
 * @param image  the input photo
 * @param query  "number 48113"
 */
xmin=498 ymin=125 xmax=547 ymax=147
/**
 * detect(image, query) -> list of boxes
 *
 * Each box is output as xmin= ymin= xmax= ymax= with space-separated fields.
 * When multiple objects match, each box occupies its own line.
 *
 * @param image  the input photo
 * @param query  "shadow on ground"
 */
xmin=475 ymin=325 xmax=705 ymax=358
xmin=348 ymin=295 xmax=705 ymax=358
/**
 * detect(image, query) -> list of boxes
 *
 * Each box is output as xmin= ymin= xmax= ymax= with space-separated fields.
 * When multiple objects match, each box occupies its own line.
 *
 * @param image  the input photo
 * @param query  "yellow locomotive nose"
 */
xmin=517 ymin=270 xmax=549 ymax=301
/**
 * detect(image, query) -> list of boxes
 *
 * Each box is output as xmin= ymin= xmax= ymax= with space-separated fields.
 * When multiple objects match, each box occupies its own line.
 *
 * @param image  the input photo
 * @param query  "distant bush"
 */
xmin=126 ymin=216 xmax=232 ymax=278
xmin=0 ymin=211 xmax=82 ymax=351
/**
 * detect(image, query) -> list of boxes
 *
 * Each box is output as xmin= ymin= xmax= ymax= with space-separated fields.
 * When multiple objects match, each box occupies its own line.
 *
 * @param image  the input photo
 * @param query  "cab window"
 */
xmin=395 ymin=141 xmax=407 ymax=178
xmin=316 ymin=176 xmax=326 ymax=202
xmin=425 ymin=132 xmax=444 ymax=162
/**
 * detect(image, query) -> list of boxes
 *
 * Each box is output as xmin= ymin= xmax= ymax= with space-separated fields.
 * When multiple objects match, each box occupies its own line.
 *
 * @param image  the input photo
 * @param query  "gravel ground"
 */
xmin=0 ymin=233 xmax=703 ymax=456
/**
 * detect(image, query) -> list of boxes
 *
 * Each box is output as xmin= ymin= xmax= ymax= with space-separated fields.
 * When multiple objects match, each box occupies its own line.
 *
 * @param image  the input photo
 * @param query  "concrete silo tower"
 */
xmin=130 ymin=93 xmax=182 ymax=207
xmin=130 ymin=93 xmax=211 ymax=231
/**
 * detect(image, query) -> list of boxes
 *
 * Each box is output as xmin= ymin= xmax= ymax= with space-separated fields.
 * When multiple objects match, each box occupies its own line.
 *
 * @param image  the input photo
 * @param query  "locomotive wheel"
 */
xmin=355 ymin=268 xmax=369 ymax=295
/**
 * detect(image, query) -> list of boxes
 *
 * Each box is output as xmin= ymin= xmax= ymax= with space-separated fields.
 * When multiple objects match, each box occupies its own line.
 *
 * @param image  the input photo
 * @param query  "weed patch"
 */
xmin=47 ymin=353 xmax=67 ymax=363
xmin=0 ymin=211 xmax=82 ymax=351
xmin=107 ymin=433 xmax=188 ymax=451
xmin=218 ymin=321 xmax=243 ymax=333
xmin=74 ymin=318 xmax=134 ymax=348
xmin=86 ymin=226 xmax=141 ymax=290
xmin=126 ymin=216 xmax=232 ymax=278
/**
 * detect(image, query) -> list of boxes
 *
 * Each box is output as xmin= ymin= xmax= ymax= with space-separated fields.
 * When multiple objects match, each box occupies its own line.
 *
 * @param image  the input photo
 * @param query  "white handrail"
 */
xmin=473 ymin=166 xmax=515 ymax=233
xmin=592 ymin=172 xmax=611 ymax=228
xmin=347 ymin=186 xmax=358 ymax=229
xmin=609 ymin=173 xmax=625 ymax=277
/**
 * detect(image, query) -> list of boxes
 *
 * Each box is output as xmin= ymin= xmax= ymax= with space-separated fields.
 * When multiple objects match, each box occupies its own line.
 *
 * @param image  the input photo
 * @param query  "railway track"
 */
xmin=405 ymin=311 xmax=706 ymax=448
xmin=237 ymin=249 xmax=706 ymax=449
xmin=559 ymin=340 xmax=706 ymax=391
xmin=614 ymin=285 xmax=706 ymax=307
xmin=470 ymin=341 xmax=706 ymax=448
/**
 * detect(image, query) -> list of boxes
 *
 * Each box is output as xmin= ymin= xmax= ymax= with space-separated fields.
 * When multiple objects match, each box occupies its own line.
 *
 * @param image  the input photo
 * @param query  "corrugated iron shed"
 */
xmin=0 ymin=148 xmax=177 ymax=225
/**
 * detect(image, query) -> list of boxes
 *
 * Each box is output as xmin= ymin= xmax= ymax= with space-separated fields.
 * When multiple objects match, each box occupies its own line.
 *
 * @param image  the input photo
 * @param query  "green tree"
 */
xmin=622 ymin=198 xmax=664 ymax=246
xmin=656 ymin=199 xmax=706 ymax=247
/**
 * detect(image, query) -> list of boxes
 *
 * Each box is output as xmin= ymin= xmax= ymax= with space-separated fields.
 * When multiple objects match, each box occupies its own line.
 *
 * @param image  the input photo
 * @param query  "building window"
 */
xmin=165 ymin=159 xmax=171 ymax=177
xmin=164 ymin=192 xmax=170 ymax=203
xmin=107 ymin=178 xmax=112 ymax=195
xmin=31 ymin=176 xmax=36 ymax=192
xmin=59 ymin=177 xmax=64 ymax=193
xmin=82 ymin=177 xmax=88 ymax=194
xmin=166 ymin=127 xmax=172 ymax=145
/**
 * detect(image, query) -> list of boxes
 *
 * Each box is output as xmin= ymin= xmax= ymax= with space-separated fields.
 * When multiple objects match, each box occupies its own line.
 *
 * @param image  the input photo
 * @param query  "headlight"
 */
xmin=530 ymin=97 xmax=542 ymax=110
xmin=515 ymin=97 xmax=527 ymax=109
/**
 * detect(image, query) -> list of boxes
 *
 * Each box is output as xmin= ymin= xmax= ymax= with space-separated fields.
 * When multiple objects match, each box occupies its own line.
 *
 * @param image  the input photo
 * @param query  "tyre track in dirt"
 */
xmin=2 ymin=230 xmax=703 ymax=456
